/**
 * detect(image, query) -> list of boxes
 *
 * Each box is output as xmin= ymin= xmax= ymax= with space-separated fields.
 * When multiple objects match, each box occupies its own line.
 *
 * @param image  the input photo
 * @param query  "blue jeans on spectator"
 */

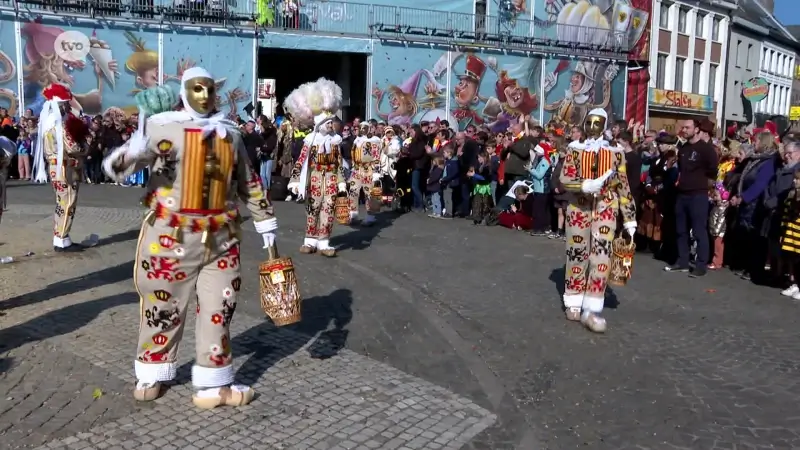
xmin=430 ymin=191 xmax=442 ymax=215
xmin=411 ymin=169 xmax=423 ymax=209
xmin=260 ymin=160 xmax=273 ymax=190
xmin=676 ymin=192 xmax=710 ymax=270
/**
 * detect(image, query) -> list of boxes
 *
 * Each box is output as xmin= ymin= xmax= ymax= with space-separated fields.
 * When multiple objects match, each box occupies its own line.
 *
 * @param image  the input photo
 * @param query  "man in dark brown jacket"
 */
xmin=501 ymin=123 xmax=532 ymax=185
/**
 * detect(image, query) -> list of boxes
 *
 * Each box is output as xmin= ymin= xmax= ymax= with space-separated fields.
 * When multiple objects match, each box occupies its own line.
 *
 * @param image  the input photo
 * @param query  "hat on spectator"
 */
xmin=698 ymin=119 xmax=715 ymax=135
xmin=656 ymin=133 xmax=678 ymax=145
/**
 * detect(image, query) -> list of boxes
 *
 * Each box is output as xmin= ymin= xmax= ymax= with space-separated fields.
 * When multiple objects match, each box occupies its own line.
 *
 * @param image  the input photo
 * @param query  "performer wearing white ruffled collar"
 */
xmin=285 ymin=78 xmax=347 ymax=257
xmin=347 ymin=122 xmax=381 ymax=225
xmin=31 ymin=84 xmax=90 ymax=252
xmin=557 ymin=108 xmax=636 ymax=333
xmin=102 ymin=67 xmax=279 ymax=409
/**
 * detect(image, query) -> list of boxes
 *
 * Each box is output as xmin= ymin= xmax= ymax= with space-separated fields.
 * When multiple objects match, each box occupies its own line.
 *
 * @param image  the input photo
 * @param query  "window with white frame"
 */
xmin=712 ymin=16 xmax=721 ymax=41
xmin=659 ymin=3 xmax=670 ymax=28
xmin=692 ymin=61 xmax=702 ymax=93
xmin=708 ymin=64 xmax=717 ymax=98
xmin=675 ymin=57 xmax=686 ymax=91
xmin=735 ymin=40 xmax=744 ymax=67
xmin=678 ymin=8 xmax=687 ymax=33
xmin=696 ymin=13 xmax=705 ymax=37
xmin=746 ymin=43 xmax=753 ymax=68
xmin=657 ymin=54 xmax=667 ymax=89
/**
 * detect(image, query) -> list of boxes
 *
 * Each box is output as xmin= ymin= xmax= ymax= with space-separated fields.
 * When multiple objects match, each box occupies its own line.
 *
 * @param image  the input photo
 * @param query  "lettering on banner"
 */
xmin=318 ymin=3 xmax=351 ymax=22
xmin=663 ymin=90 xmax=694 ymax=109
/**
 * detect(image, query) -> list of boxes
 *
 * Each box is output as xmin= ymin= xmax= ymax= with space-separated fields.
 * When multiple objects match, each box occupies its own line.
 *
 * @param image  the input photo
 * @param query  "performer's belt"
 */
xmin=313 ymin=163 xmax=339 ymax=171
xmin=152 ymin=201 xmax=240 ymax=232
xmin=48 ymin=158 xmax=80 ymax=167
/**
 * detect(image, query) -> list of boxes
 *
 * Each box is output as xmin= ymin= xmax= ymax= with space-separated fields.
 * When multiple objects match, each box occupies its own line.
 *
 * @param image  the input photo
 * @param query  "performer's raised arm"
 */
xmin=102 ymin=86 xmax=176 ymax=182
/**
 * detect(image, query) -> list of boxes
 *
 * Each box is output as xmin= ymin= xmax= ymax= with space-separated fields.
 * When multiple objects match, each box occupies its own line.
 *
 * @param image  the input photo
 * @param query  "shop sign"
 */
xmin=790 ymin=106 xmax=800 ymax=121
xmin=742 ymin=77 xmax=769 ymax=102
xmin=648 ymin=88 xmax=713 ymax=112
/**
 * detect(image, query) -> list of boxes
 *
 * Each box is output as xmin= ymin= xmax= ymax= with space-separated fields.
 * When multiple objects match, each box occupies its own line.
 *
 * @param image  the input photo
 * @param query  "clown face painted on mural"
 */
xmin=11 ymin=20 xmax=251 ymax=120
xmin=371 ymin=47 xmax=542 ymax=132
xmin=535 ymin=0 xmax=648 ymax=127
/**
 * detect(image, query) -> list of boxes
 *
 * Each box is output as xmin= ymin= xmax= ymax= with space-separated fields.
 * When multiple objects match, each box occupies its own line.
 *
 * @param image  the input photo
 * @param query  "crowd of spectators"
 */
xmin=7 ymin=103 xmax=800 ymax=299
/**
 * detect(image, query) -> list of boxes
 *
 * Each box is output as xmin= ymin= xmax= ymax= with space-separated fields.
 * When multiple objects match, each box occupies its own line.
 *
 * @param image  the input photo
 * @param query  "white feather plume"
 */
xmin=283 ymin=78 xmax=343 ymax=128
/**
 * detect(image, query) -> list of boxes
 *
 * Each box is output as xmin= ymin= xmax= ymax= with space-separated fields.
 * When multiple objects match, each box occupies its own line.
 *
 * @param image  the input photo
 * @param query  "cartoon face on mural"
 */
xmin=371 ymin=45 xmax=541 ymax=132
xmin=534 ymin=0 xmax=649 ymax=127
xmin=6 ymin=19 xmax=252 ymax=120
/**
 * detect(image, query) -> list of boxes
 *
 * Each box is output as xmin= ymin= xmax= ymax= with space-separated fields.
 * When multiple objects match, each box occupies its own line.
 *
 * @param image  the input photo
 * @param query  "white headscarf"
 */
xmin=32 ymin=97 xmax=68 ymax=184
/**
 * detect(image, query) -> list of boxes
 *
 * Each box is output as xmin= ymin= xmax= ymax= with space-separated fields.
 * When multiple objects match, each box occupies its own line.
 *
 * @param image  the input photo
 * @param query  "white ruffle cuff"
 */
xmin=254 ymin=217 xmax=278 ymax=233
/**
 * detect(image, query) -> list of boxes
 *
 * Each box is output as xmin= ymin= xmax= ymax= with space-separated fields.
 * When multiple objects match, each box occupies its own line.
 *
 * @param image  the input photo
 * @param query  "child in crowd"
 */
xmin=440 ymin=145 xmax=460 ymax=219
xmin=468 ymin=151 xmax=493 ymax=225
xmin=427 ymin=154 xmax=444 ymax=218
xmin=549 ymin=143 xmax=568 ymax=240
xmin=779 ymin=171 xmax=800 ymax=300
xmin=497 ymin=184 xmax=534 ymax=230
xmin=709 ymin=182 xmax=730 ymax=270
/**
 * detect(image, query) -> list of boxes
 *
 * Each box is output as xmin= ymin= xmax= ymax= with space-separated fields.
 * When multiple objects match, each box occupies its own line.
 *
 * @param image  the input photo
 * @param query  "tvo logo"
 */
xmin=54 ymin=31 xmax=90 ymax=62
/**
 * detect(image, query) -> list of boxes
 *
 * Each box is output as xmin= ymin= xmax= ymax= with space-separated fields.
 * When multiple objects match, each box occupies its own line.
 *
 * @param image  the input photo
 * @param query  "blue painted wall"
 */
xmin=5 ymin=17 xmax=254 ymax=119
xmin=371 ymin=42 xmax=542 ymax=132
xmin=162 ymin=29 xmax=254 ymax=120
xmin=0 ymin=18 xmax=18 ymax=116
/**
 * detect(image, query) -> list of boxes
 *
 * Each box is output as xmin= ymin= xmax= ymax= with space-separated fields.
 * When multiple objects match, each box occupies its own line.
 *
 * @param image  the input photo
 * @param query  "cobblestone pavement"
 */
xmin=3 ymin=183 xmax=800 ymax=450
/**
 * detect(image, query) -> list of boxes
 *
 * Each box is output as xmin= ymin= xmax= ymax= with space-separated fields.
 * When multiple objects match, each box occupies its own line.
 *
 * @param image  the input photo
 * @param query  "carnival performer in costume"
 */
xmin=379 ymin=126 xmax=401 ymax=198
xmin=31 ymin=84 xmax=90 ymax=252
xmin=347 ymin=123 xmax=381 ymax=225
xmin=0 ymin=125 xmax=19 ymax=217
xmin=558 ymin=108 xmax=636 ymax=333
xmin=285 ymin=78 xmax=347 ymax=257
xmin=102 ymin=67 xmax=279 ymax=409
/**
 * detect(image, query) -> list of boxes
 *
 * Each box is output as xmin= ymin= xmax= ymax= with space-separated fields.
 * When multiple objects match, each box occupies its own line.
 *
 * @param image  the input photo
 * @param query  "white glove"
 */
xmin=126 ymin=111 xmax=149 ymax=159
xmin=287 ymin=181 xmax=299 ymax=195
xmin=623 ymin=222 xmax=637 ymax=237
xmin=372 ymin=172 xmax=381 ymax=182
xmin=580 ymin=169 xmax=614 ymax=194
xmin=261 ymin=232 xmax=276 ymax=248
xmin=338 ymin=182 xmax=347 ymax=193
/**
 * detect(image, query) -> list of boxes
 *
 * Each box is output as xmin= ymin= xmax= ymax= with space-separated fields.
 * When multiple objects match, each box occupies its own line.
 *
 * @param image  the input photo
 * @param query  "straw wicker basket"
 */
xmin=334 ymin=196 xmax=350 ymax=224
xmin=259 ymin=245 xmax=301 ymax=326
xmin=609 ymin=235 xmax=636 ymax=286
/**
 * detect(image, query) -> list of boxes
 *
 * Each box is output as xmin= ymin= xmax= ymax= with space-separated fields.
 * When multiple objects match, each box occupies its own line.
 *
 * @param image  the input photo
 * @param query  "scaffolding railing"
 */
xmin=4 ymin=0 xmax=630 ymax=57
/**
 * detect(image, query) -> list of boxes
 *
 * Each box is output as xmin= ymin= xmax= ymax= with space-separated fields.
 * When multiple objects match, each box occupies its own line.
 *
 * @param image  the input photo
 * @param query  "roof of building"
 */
xmin=728 ymin=0 xmax=799 ymax=49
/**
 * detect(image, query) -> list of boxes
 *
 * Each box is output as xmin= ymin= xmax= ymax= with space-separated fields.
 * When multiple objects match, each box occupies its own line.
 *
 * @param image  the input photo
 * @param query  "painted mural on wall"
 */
xmin=16 ymin=19 xmax=252 ymax=120
xmin=162 ymin=31 xmax=253 ymax=120
xmin=533 ymin=0 xmax=650 ymax=126
xmin=371 ymin=43 xmax=542 ymax=132
xmin=0 ymin=19 xmax=18 ymax=116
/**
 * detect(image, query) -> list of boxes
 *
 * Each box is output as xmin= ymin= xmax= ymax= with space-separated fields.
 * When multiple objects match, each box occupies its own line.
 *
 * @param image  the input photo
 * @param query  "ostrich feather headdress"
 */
xmin=283 ymin=78 xmax=343 ymax=129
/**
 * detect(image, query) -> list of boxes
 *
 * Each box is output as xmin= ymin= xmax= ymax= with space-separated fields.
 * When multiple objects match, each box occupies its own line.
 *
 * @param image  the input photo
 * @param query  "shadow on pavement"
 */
xmin=330 ymin=211 xmax=400 ymax=252
xmin=0 ymin=292 xmax=138 ymax=354
xmin=92 ymin=229 xmax=141 ymax=248
xmin=0 ymin=261 xmax=134 ymax=312
xmin=548 ymin=266 xmax=619 ymax=311
xmin=175 ymin=288 xmax=353 ymax=385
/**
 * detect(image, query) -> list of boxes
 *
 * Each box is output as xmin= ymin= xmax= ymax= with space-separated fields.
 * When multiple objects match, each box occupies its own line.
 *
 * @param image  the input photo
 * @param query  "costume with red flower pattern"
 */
xmin=348 ymin=127 xmax=381 ymax=225
xmin=32 ymin=84 xmax=89 ymax=251
xmin=558 ymin=108 xmax=636 ymax=334
xmin=102 ymin=69 xmax=278 ymax=409
xmin=284 ymin=79 xmax=347 ymax=257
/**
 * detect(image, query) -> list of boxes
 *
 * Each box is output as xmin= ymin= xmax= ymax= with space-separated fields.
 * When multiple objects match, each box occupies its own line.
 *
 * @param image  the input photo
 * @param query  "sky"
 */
xmin=774 ymin=0 xmax=800 ymax=26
